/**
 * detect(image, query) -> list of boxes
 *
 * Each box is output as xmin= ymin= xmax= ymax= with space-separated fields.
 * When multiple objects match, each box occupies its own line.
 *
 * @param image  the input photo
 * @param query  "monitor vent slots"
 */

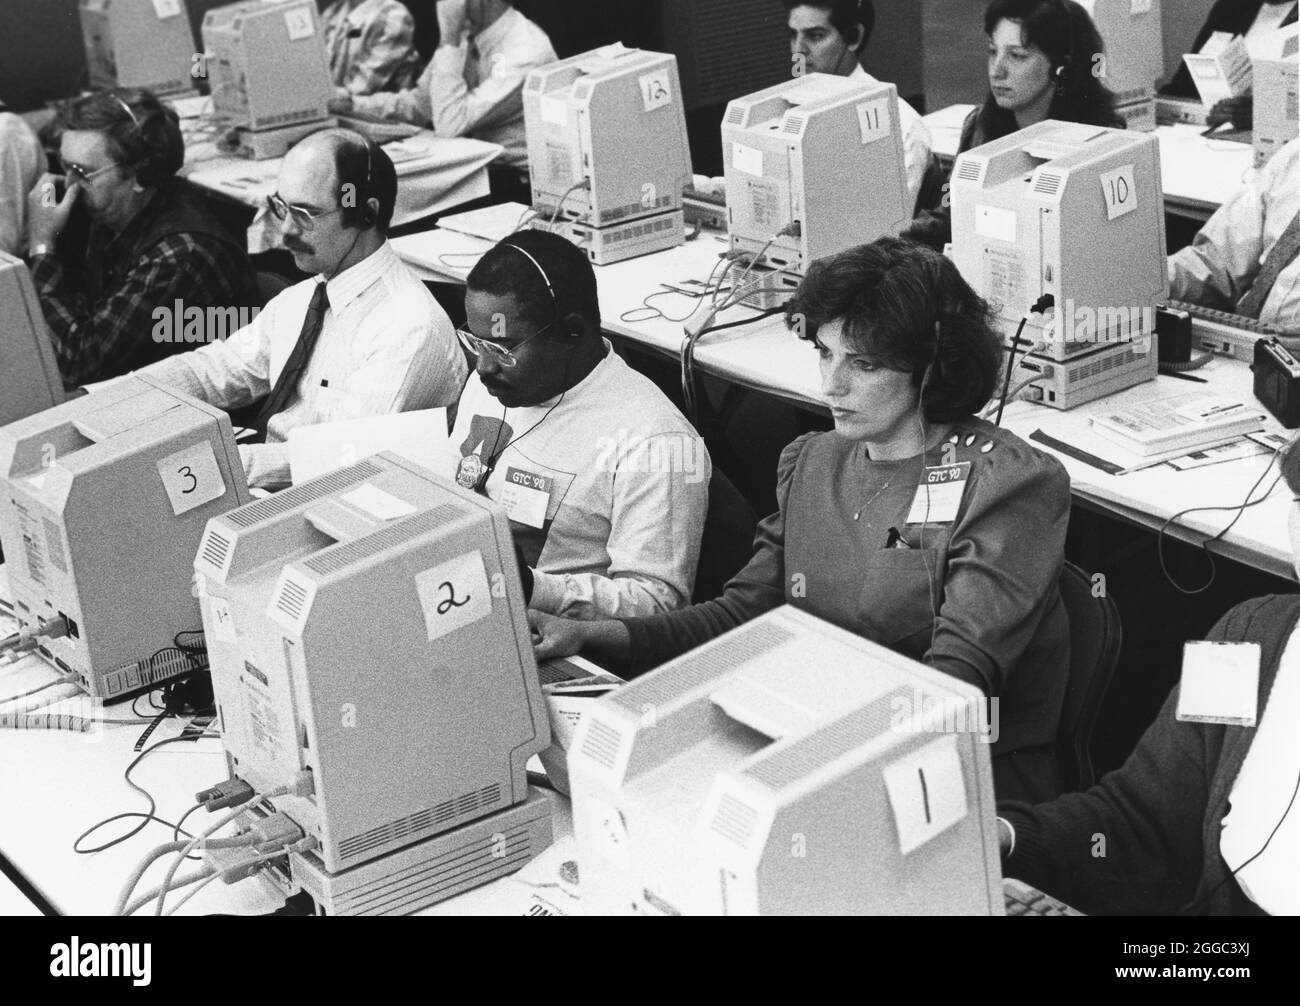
xmin=710 ymin=793 xmax=760 ymax=848
xmin=744 ymin=689 xmax=907 ymax=789
xmin=226 ymin=459 xmax=382 ymax=527
xmin=302 ymin=505 xmax=460 ymax=576
xmin=580 ymin=717 xmax=624 ymax=770
xmin=614 ymin=622 xmax=795 ymax=712
xmin=336 ymin=783 xmax=502 ymax=862
xmin=1033 ymin=172 xmax=1064 ymax=196
xmin=783 ymin=116 xmax=805 ymax=135
xmin=1066 ymin=346 xmax=1144 ymax=385
xmin=200 ymin=529 xmax=232 ymax=570
xmin=725 ymin=106 xmax=745 ymax=125
xmin=274 ymin=577 xmax=309 ymax=621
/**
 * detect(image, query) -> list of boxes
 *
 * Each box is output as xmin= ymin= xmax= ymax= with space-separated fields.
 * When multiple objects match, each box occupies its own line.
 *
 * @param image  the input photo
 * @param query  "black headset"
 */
xmin=342 ymin=137 xmax=377 ymax=229
xmin=1047 ymin=0 xmax=1078 ymax=87
xmin=109 ymin=90 xmax=172 ymax=187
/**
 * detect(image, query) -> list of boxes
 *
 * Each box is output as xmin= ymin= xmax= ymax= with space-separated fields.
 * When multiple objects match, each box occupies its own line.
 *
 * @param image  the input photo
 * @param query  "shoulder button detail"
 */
xmin=964 ymin=434 xmax=976 ymax=446
xmin=980 ymin=441 xmax=994 ymax=454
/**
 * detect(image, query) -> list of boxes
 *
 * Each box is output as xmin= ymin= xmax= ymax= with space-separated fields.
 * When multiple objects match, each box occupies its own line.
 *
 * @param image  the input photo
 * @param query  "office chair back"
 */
xmin=692 ymin=466 xmax=757 ymax=603
xmin=1056 ymin=560 xmax=1123 ymax=792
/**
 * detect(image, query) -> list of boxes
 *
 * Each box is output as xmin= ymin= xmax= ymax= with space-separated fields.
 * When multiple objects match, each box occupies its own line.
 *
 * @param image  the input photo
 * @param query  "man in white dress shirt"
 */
xmin=138 ymin=129 xmax=467 ymax=489
xmin=783 ymin=0 xmax=933 ymax=212
xmin=330 ymin=0 xmax=556 ymax=183
xmin=1168 ymin=138 xmax=1300 ymax=335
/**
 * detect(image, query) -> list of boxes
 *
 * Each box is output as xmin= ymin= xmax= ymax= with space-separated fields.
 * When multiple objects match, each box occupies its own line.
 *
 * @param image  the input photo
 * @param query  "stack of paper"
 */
xmin=1090 ymin=393 xmax=1265 ymax=457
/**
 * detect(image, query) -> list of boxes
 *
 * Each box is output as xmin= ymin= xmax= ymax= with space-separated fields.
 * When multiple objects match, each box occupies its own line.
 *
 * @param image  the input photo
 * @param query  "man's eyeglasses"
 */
xmin=266 ymin=193 xmax=343 ymax=231
xmin=63 ymin=161 xmax=123 ymax=185
xmin=456 ymin=322 xmax=555 ymax=368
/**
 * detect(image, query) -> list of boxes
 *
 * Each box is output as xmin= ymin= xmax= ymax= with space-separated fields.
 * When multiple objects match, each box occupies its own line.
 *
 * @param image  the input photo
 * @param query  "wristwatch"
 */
xmin=29 ymin=243 xmax=53 ymax=258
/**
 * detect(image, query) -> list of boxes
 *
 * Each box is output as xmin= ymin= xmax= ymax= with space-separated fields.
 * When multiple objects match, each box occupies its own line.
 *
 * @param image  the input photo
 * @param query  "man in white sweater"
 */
xmin=451 ymin=230 xmax=710 ymax=620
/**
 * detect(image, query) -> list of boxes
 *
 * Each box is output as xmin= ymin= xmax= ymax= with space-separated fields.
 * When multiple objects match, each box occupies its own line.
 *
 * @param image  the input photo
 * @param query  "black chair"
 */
xmin=1056 ymin=560 xmax=1123 ymax=792
xmin=692 ymin=466 xmax=757 ymax=603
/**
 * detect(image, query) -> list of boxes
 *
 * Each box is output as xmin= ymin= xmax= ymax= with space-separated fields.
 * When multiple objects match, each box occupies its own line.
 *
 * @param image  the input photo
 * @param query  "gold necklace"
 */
xmin=853 ymin=446 xmax=893 ymax=522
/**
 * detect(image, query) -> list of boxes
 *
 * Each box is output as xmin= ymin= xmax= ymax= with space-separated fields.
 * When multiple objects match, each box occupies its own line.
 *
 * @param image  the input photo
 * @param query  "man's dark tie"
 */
xmin=252 ymin=281 xmax=329 ymax=439
xmin=1237 ymin=211 xmax=1300 ymax=320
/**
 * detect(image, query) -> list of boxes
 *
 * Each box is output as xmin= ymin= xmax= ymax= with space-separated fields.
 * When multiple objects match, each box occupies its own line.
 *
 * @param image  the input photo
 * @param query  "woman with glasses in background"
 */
xmin=24 ymin=88 xmax=258 ymax=388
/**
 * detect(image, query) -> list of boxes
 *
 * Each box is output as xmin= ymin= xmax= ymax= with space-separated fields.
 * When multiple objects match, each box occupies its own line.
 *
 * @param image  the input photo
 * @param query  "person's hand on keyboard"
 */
xmin=1207 ymin=95 xmax=1252 ymax=131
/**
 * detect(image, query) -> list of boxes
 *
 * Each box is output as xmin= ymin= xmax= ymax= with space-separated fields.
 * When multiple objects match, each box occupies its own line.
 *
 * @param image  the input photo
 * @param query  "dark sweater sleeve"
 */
xmin=620 ymin=433 xmax=810 ymax=673
xmin=999 ymin=599 xmax=1275 ymax=915
xmin=927 ymin=440 xmax=1069 ymax=697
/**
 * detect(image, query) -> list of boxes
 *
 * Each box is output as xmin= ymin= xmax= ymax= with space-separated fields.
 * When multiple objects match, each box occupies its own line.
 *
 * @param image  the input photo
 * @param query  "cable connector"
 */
xmin=0 ymin=615 xmax=69 ymax=658
xmin=246 ymin=811 xmax=304 ymax=852
xmin=286 ymin=768 xmax=315 ymax=798
xmin=778 ymin=220 xmax=801 ymax=238
xmin=195 ymin=777 xmax=254 ymax=811
xmin=1030 ymin=293 xmax=1055 ymax=316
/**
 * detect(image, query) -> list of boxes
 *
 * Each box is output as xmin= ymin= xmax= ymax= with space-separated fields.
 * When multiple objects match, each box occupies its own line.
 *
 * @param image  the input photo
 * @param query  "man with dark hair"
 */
xmin=136 ymin=129 xmax=465 ymax=490
xmin=452 ymin=229 xmax=709 ymax=619
xmin=24 ymin=87 xmax=257 ymax=388
xmin=782 ymin=1 xmax=932 ymax=210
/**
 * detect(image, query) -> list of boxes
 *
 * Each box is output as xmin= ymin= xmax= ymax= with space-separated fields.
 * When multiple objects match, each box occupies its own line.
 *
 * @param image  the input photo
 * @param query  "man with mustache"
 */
xmin=135 ymin=128 xmax=466 ymax=490
xmin=451 ymin=230 xmax=709 ymax=619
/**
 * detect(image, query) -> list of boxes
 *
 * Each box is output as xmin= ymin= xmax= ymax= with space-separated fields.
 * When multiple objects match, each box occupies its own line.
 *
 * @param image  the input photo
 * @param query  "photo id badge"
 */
xmin=500 ymin=467 xmax=553 ymax=529
xmin=1176 ymin=641 xmax=1260 ymax=727
xmin=904 ymin=462 xmax=971 ymax=526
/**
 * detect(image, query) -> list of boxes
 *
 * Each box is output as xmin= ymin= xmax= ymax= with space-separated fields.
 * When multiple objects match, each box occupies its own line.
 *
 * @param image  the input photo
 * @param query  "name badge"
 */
xmin=904 ymin=462 xmax=971 ymax=526
xmin=1176 ymin=641 xmax=1260 ymax=727
xmin=499 ymin=466 xmax=553 ymax=529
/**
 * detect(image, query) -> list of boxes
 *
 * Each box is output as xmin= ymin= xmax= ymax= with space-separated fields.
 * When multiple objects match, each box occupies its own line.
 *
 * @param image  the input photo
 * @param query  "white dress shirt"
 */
xmin=0 ymin=110 xmax=43 ymax=256
xmin=850 ymin=64 xmax=933 ymax=213
xmin=1168 ymin=138 xmax=1300 ymax=332
xmin=139 ymin=241 xmax=467 ymax=489
xmin=1245 ymin=1 xmax=1299 ymax=57
xmin=348 ymin=7 xmax=557 ymax=169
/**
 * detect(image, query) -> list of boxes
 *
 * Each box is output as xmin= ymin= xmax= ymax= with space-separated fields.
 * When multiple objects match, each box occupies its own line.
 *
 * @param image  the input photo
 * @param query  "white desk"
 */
xmin=393 ymin=229 xmax=826 ymax=410
xmin=1000 ymin=357 xmax=1295 ymax=582
xmin=919 ymin=105 xmax=1256 ymax=222
xmin=179 ymin=117 xmax=500 ymax=252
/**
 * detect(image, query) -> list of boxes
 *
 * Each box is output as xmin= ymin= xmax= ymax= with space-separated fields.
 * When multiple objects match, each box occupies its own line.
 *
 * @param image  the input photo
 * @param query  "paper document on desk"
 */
xmin=288 ymin=410 xmax=456 ymax=484
xmin=1183 ymin=32 xmax=1253 ymax=106
xmin=437 ymin=202 xmax=533 ymax=243
xmin=1090 ymin=393 xmax=1265 ymax=456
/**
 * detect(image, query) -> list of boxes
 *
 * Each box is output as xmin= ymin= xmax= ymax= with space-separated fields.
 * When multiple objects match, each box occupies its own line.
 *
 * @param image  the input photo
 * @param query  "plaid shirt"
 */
xmin=31 ymin=194 xmax=253 ymax=389
xmin=321 ymin=0 xmax=421 ymax=96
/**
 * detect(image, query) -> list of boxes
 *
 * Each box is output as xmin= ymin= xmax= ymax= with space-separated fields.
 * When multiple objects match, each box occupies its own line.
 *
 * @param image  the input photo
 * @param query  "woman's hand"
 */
xmin=529 ymin=609 xmax=590 ymax=661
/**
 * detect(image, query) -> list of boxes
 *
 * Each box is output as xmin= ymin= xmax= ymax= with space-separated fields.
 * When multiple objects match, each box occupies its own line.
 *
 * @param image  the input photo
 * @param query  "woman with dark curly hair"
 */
xmin=906 ymin=0 xmax=1123 ymax=249
xmin=530 ymin=237 xmax=1072 ymax=803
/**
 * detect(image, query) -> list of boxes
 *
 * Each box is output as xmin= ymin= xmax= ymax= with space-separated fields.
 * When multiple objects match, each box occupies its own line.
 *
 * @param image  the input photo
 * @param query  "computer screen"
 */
xmin=193 ymin=452 xmax=552 ymax=914
xmin=722 ymin=73 xmax=911 ymax=305
xmin=1077 ymin=0 xmax=1164 ymax=129
xmin=950 ymin=119 xmax=1167 ymax=408
xmin=524 ymin=45 xmax=693 ymax=264
xmin=0 ymin=251 xmax=65 ymax=429
xmin=568 ymin=605 xmax=1005 ymax=915
xmin=0 ymin=376 xmax=249 ymax=700
xmin=79 ymin=0 xmax=198 ymax=98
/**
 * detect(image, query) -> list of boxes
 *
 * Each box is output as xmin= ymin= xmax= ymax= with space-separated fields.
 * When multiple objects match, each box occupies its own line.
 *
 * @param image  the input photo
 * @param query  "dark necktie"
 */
xmin=253 ymin=281 xmax=329 ymax=439
xmin=1237 ymin=210 xmax=1300 ymax=320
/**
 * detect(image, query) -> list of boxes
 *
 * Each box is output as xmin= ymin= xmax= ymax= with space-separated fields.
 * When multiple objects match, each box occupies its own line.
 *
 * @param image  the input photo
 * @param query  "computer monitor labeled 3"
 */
xmin=721 ymin=73 xmax=911 ymax=308
xmin=567 ymin=605 xmax=1004 ymax=916
xmin=0 ymin=252 xmax=65 ymax=428
xmin=0 ymin=376 xmax=249 ymax=700
xmin=80 ymin=0 xmax=198 ymax=98
xmin=950 ymin=120 xmax=1166 ymax=409
xmin=524 ymin=45 xmax=692 ymax=264
xmin=193 ymin=452 xmax=552 ymax=914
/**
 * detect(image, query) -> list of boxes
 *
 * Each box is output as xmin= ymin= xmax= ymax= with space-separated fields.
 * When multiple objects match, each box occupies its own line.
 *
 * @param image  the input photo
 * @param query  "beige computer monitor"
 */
xmin=0 ymin=251 xmax=65 ymax=428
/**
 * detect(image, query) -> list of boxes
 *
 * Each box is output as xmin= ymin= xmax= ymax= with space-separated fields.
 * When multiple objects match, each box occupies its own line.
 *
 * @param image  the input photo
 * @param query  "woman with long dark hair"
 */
xmin=906 ymin=0 xmax=1123 ymax=249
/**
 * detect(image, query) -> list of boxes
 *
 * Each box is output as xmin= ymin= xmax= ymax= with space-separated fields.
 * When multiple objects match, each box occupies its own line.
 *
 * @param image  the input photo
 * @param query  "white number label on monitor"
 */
xmin=152 ymin=0 xmax=182 ymax=19
xmin=1100 ymin=164 xmax=1137 ymax=221
xmin=157 ymin=442 xmax=228 ymax=517
xmin=284 ymin=8 xmax=316 ymax=41
xmin=415 ymin=550 xmax=492 ymax=642
xmin=208 ymin=598 xmax=238 ymax=645
xmin=639 ymin=71 xmax=673 ymax=113
xmin=732 ymin=143 xmax=763 ymax=178
xmin=856 ymin=98 xmax=892 ymax=145
xmin=883 ymin=734 xmax=968 ymax=855
xmin=1131 ymin=0 xmax=1153 ymax=15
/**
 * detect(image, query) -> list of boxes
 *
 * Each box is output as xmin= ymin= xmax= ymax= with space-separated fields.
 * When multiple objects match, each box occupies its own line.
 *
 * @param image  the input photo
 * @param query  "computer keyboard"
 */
xmin=1003 ymin=878 xmax=1085 ymax=916
xmin=1163 ymin=299 xmax=1291 ymax=362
